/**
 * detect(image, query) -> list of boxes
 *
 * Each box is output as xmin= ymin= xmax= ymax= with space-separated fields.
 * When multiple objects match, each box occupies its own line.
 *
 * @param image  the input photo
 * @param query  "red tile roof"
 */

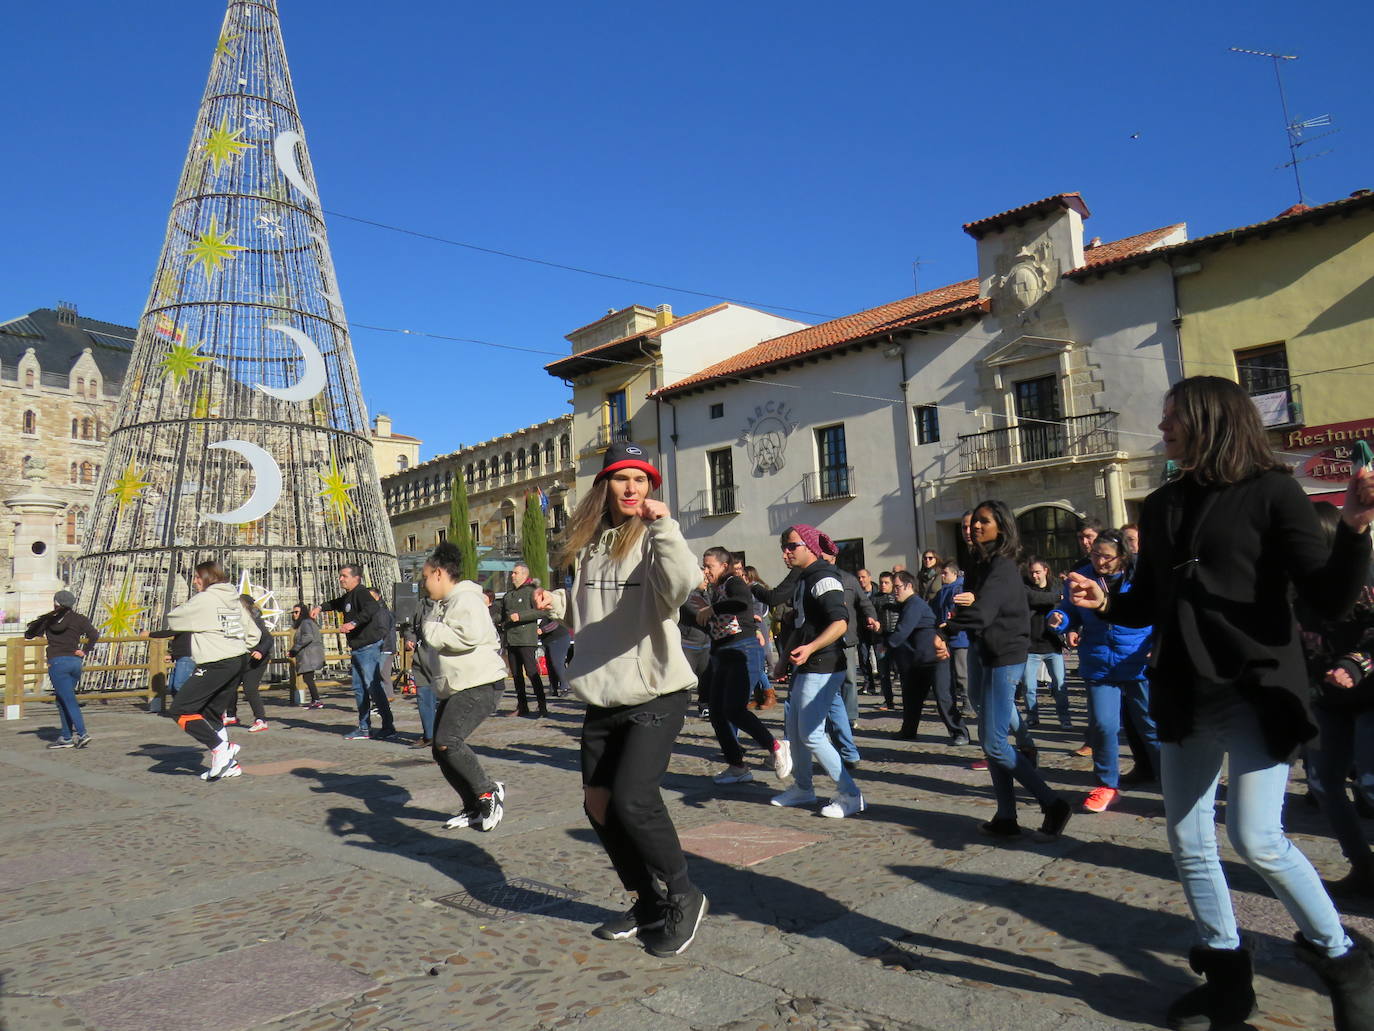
xmin=545 ymin=304 xmax=727 ymax=378
xmin=1065 ymin=191 xmax=1374 ymax=278
xmin=652 ymin=280 xmax=985 ymax=398
xmin=1069 ymin=224 xmax=1186 ymax=272
xmin=964 ymin=193 xmax=1091 ymax=238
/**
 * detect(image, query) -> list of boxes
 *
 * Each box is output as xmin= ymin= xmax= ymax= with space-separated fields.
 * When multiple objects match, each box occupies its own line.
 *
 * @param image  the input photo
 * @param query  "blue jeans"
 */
xmin=1162 ymin=697 xmax=1351 ymax=956
xmin=1022 ymin=652 xmax=1070 ymax=727
xmin=169 ymin=655 xmax=197 ymax=695
xmin=350 ymin=641 xmax=393 ymax=733
xmin=1087 ymin=680 xmax=1161 ymax=789
xmin=416 ymin=682 xmax=437 ymax=740
xmin=787 ymin=671 xmax=858 ymax=796
xmin=827 ymin=684 xmax=860 ymax=763
xmin=49 ymin=656 xmax=86 ymax=740
xmin=968 ymin=649 xmax=1034 ymax=754
xmin=980 ymin=660 xmax=1058 ymax=819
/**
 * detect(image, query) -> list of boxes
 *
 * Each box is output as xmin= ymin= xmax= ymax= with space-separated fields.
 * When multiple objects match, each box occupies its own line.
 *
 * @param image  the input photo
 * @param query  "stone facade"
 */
xmin=370 ymin=413 xmax=422 ymax=476
xmin=382 ymin=415 xmax=575 ymax=587
xmin=0 ymin=306 xmax=132 ymax=609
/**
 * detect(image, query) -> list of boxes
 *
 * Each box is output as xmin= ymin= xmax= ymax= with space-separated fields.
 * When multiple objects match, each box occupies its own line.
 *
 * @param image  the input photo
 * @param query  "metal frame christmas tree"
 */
xmin=75 ymin=0 xmax=397 ymax=674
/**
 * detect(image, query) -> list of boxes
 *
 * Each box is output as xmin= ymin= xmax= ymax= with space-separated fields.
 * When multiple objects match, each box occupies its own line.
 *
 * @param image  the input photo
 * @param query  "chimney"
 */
xmin=374 ymin=413 xmax=392 ymax=437
xmin=1086 ymin=236 xmax=1102 ymax=250
xmin=56 ymin=301 xmax=78 ymax=325
xmin=655 ymin=304 xmax=674 ymax=328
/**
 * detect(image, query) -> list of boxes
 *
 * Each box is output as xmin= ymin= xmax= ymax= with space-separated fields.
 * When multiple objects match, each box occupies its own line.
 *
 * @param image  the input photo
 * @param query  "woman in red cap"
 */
xmin=535 ymin=442 xmax=708 ymax=957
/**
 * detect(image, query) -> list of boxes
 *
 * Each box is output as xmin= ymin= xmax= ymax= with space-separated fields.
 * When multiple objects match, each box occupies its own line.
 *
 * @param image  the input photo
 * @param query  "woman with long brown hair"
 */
xmin=1069 ymin=376 xmax=1374 ymax=1030
xmin=534 ymin=443 xmax=707 ymax=957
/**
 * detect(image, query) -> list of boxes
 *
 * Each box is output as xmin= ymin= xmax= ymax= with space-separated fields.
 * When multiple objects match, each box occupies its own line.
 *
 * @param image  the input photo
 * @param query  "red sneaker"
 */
xmin=1083 ymin=786 xmax=1120 ymax=813
xmin=970 ymin=758 xmax=989 ymax=771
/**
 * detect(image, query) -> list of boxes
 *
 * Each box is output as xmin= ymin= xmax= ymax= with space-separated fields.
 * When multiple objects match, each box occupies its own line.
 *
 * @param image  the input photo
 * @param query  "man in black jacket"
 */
xmin=497 ymin=563 xmax=547 ymax=717
xmin=315 ymin=564 xmax=395 ymax=740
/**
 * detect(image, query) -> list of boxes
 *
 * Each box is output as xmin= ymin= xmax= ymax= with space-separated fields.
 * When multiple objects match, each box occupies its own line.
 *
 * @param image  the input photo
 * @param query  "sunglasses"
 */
xmin=781 ymin=541 xmax=805 ymax=552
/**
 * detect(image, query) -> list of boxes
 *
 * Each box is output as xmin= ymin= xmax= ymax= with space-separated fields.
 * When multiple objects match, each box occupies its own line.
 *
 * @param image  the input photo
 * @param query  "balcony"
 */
xmin=1251 ymin=383 xmax=1303 ymax=429
xmin=707 ymin=484 xmax=739 ymax=516
xmin=579 ymin=422 xmax=630 ymax=456
xmin=957 ymin=411 xmax=1119 ymax=473
xmin=803 ymin=465 xmax=856 ymax=502
xmin=493 ymin=534 xmax=521 ymax=555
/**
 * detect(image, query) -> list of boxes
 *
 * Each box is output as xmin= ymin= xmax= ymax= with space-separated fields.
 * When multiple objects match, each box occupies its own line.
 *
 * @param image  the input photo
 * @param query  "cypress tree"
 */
xmin=521 ymin=492 xmax=550 ymax=588
xmin=448 ymin=476 xmax=479 ymax=582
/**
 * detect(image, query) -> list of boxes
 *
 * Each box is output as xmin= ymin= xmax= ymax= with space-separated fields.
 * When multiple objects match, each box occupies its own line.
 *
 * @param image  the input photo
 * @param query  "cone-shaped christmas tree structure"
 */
xmin=75 ymin=0 xmax=397 ymax=673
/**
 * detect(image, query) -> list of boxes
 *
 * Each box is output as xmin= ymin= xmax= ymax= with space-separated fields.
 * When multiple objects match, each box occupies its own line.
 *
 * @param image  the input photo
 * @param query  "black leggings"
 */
xmin=706 ymin=644 xmax=775 ymax=766
xmin=581 ymin=689 xmax=692 ymax=899
xmin=227 ymin=658 xmax=268 ymax=721
xmin=432 ymin=683 xmax=500 ymax=812
xmin=168 ymin=655 xmax=246 ymax=748
xmin=300 ymin=670 xmax=320 ymax=703
xmin=507 ymin=646 xmax=546 ymax=711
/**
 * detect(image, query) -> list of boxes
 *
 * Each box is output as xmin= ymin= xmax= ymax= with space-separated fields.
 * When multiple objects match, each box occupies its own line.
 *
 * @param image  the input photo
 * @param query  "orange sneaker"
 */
xmin=1074 ymin=744 xmax=1093 ymax=757
xmin=1082 ymin=786 xmax=1119 ymax=813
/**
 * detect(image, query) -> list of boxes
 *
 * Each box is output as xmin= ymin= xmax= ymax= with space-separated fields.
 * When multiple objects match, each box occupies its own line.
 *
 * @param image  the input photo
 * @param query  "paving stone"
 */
xmin=62 ymin=941 xmax=375 ymax=1031
xmin=245 ymin=757 xmax=343 ymax=776
xmin=679 ymin=820 xmax=827 ymax=867
xmin=641 ymin=968 xmax=782 ymax=1026
xmin=0 ymin=848 xmax=102 ymax=890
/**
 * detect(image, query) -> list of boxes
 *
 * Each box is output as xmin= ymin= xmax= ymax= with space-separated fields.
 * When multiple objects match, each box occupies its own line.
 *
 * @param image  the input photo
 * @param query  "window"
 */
xmin=75 ymin=508 xmax=87 ymax=539
xmin=1016 ymin=506 xmax=1081 ymax=579
xmin=71 ymin=418 xmax=78 ymax=438
xmin=406 ymin=534 xmax=418 ymax=551
xmin=66 ymin=508 xmax=78 ymax=544
xmin=815 ymin=424 xmax=850 ymax=498
xmin=503 ymin=515 xmax=516 ymax=540
xmin=503 ymin=452 xmax=513 ymax=475
xmin=477 ymin=460 xmax=487 ymax=483
xmin=436 ymin=528 xmax=447 ymax=545
xmin=606 ymin=389 xmax=628 ymax=431
xmin=90 ymin=378 xmax=99 ymax=397
xmin=470 ymin=521 xmax=480 ymax=544
xmin=81 ymin=418 xmax=92 ymax=440
xmin=914 ymin=404 xmax=940 ymax=445
xmin=396 ymin=455 xmax=408 ymax=471
xmin=1014 ymin=375 xmax=1064 ymax=461
xmin=552 ymin=504 xmax=566 ymax=532
xmin=24 ymin=369 xmax=35 ymax=388
xmin=465 ymin=464 xmax=474 ymax=484
xmin=546 ymin=441 xmax=556 ymax=466
xmin=560 ymin=435 xmax=570 ymax=463
xmin=76 ymin=377 xmax=84 ymax=395
xmin=1236 ymin=343 xmax=1297 ymax=427
xmin=830 ymin=538 xmax=866 ymax=576
xmin=70 ymin=462 xmax=78 ymax=484
xmin=517 ymin=448 xmax=526 ymax=474
xmin=708 ymin=448 xmax=736 ymax=514
xmin=529 ymin=446 xmax=540 ymax=472
xmin=80 ymin=462 xmax=94 ymax=484
xmin=709 ymin=403 xmax=724 ymax=420
xmin=23 ymin=410 xmax=36 ymax=434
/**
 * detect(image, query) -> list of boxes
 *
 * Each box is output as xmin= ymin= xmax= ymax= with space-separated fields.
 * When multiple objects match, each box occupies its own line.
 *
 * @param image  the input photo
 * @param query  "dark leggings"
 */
xmin=706 ymin=643 xmax=775 ymax=766
xmin=507 ymin=645 xmax=547 ymax=711
xmin=168 ymin=655 xmax=245 ymax=748
xmin=582 ymin=689 xmax=692 ymax=898
xmin=898 ymin=660 xmax=966 ymax=739
xmin=227 ymin=658 xmax=268 ymax=721
xmin=542 ymin=631 xmax=571 ymax=696
xmin=432 ymin=683 xmax=500 ymax=812
xmin=300 ymin=669 xmax=320 ymax=703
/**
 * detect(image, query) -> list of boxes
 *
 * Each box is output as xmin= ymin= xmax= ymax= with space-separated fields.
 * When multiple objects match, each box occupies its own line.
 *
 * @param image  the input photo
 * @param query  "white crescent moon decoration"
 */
xmin=255 ymin=323 xmax=327 ymax=401
xmin=201 ymin=440 xmax=283 ymax=525
xmin=273 ymin=131 xmax=319 ymax=206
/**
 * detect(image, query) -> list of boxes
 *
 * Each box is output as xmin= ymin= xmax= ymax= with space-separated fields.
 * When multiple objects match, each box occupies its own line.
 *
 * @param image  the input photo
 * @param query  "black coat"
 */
xmin=944 ymin=553 xmax=1030 ymax=667
xmin=1104 ymin=470 xmax=1372 ymax=760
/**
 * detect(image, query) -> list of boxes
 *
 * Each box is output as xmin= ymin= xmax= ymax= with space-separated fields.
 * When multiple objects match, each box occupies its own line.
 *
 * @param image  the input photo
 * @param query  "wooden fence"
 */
xmin=3 ymin=629 xmax=370 ymax=719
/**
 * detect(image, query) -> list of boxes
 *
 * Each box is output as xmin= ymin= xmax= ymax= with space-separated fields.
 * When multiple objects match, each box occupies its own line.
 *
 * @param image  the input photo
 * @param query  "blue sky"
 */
xmin=5 ymin=0 xmax=1370 ymax=458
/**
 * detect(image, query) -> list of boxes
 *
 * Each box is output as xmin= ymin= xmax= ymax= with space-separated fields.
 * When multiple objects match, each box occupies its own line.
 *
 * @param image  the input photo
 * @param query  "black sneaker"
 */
xmin=476 ymin=789 xmax=503 ymax=832
xmin=592 ymin=896 xmax=665 ymax=941
xmin=644 ymin=887 xmax=708 ymax=957
xmin=980 ymin=817 xmax=1022 ymax=838
xmin=1036 ymin=797 xmax=1072 ymax=840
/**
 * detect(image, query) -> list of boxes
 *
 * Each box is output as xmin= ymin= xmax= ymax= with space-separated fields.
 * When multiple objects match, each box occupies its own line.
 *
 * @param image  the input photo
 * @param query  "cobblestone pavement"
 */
xmin=1 ymin=682 xmax=1368 ymax=1030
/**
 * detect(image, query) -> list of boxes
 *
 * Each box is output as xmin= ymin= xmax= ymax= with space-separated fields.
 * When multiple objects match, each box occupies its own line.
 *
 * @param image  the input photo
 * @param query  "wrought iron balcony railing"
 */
xmin=708 ymin=484 xmax=739 ymax=516
xmin=802 ymin=465 xmax=856 ymax=502
xmin=957 ymin=411 xmax=1119 ymax=473
xmin=578 ymin=422 xmax=631 ymax=456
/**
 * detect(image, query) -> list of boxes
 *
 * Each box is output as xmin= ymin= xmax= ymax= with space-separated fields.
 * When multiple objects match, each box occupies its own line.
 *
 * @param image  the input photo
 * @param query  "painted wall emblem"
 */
xmin=736 ymin=401 xmax=798 ymax=477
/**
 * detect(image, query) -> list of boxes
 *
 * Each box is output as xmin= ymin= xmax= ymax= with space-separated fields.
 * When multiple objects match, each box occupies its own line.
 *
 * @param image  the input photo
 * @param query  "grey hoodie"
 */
xmin=167 ymin=582 xmax=254 ymax=664
xmin=549 ymin=517 xmax=699 ymax=708
xmin=420 ymin=580 xmax=509 ymax=697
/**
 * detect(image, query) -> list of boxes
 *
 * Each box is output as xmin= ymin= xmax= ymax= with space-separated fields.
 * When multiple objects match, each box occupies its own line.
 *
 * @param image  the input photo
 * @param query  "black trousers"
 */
xmin=507 ymin=645 xmax=546 ymax=712
xmin=432 ymin=683 xmax=500 ymax=812
xmin=683 ymin=645 xmax=710 ymax=704
xmin=581 ymin=689 xmax=692 ymax=899
xmin=226 ymin=658 xmax=268 ymax=721
xmin=542 ymin=630 xmax=571 ymax=697
xmin=897 ymin=659 xmax=966 ymax=739
xmin=706 ymin=643 xmax=775 ymax=767
xmin=168 ymin=655 xmax=246 ymax=748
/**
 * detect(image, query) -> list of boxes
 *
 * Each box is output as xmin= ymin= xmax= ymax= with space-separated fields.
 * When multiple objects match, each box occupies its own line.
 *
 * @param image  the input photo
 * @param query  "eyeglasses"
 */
xmin=923 ymin=554 xmax=937 ymax=561
xmin=781 ymin=541 xmax=805 ymax=552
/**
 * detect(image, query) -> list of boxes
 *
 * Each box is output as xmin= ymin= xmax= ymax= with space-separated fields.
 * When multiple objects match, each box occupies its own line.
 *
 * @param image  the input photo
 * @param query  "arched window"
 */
xmin=465 ymin=464 xmax=474 ymax=484
xmin=76 ymin=377 xmax=85 ymax=395
xmin=545 ymin=441 xmax=555 ymax=466
xmin=95 ymin=421 xmax=104 ymax=441
xmin=66 ymin=508 xmax=78 ymax=544
xmin=397 ymin=455 xmax=409 ymax=471
xmin=71 ymin=418 xmax=78 ymax=438
xmin=94 ymin=464 xmax=101 ymax=480
xmin=503 ymin=452 xmax=512 ymax=475
xmin=22 ymin=410 xmax=36 ymax=434
xmin=477 ymin=460 xmax=487 ymax=483
xmin=560 ymin=434 xmax=570 ymax=463
xmin=75 ymin=507 xmax=88 ymax=539
xmin=80 ymin=462 xmax=94 ymax=484
xmin=530 ymin=446 xmax=540 ymax=472
xmin=81 ymin=418 xmax=92 ymax=440
xmin=516 ymin=448 xmax=526 ymax=475
xmin=24 ymin=368 xmax=34 ymax=388
xmin=89 ymin=378 xmax=99 ymax=398
xmin=70 ymin=462 xmax=78 ymax=484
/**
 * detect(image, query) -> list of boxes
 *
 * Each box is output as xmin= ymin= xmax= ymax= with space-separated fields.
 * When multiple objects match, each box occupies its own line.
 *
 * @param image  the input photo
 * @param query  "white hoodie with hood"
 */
xmin=167 ymin=581 xmax=255 ymax=664
xmin=548 ymin=516 xmax=699 ymax=708
xmin=420 ymin=580 xmax=508 ymax=697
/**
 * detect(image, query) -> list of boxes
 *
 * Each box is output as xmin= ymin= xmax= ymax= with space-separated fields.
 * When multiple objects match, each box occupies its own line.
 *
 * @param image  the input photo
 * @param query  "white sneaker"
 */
xmin=771 ymin=740 xmax=793 ymax=782
xmin=444 ymin=810 xmax=476 ymax=829
xmin=218 ymin=761 xmax=243 ymax=779
xmin=820 ymin=792 xmax=865 ymax=819
xmin=712 ymin=766 xmax=754 ymax=785
xmin=770 ymin=785 xmax=818 ymax=807
xmin=205 ymin=742 xmax=240 ymax=780
xmin=247 ymin=719 xmax=269 ymax=733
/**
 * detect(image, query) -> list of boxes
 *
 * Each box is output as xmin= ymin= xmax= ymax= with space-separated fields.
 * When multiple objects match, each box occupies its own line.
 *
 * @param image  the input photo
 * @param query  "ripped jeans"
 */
xmin=581 ymin=688 xmax=693 ymax=898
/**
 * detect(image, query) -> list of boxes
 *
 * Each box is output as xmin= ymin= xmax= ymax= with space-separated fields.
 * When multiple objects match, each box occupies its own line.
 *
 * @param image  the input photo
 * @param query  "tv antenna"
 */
xmin=1230 ymin=48 xmax=1338 ymax=205
xmin=912 ymin=256 xmax=931 ymax=295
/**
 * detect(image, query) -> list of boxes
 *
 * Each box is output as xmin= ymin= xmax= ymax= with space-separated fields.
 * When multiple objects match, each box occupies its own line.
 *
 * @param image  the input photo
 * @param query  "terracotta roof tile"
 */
xmin=963 ymin=193 xmax=1091 ymax=238
xmin=652 ymin=281 xmax=984 ymax=397
xmin=545 ymin=304 xmax=726 ymax=377
xmin=1069 ymin=224 xmax=1186 ymax=272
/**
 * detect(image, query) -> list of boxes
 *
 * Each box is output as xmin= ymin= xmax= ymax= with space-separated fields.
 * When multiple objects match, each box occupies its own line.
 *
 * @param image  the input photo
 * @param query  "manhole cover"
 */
xmin=434 ymin=878 xmax=584 ymax=920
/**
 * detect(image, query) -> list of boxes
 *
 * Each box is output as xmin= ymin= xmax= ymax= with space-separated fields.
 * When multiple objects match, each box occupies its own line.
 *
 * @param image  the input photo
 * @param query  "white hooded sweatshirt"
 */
xmin=420 ymin=580 xmax=508 ymax=697
xmin=167 ymin=581 xmax=255 ymax=664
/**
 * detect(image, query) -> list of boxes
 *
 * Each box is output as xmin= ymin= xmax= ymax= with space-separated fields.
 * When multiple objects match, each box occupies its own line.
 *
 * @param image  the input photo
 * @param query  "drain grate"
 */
xmin=434 ymin=877 xmax=584 ymax=920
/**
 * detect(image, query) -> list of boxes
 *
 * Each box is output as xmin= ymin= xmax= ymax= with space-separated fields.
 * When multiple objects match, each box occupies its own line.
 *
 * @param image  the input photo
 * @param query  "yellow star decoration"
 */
xmin=204 ymin=116 xmax=252 ymax=175
xmin=107 ymin=463 xmax=152 ymax=511
xmin=316 ymin=451 xmax=359 ymax=522
xmin=215 ymin=31 xmax=241 ymax=58
xmin=158 ymin=340 xmax=213 ymax=385
xmin=102 ymin=578 xmax=147 ymax=638
xmin=191 ymin=386 xmax=218 ymax=419
xmin=186 ymin=215 xmax=247 ymax=280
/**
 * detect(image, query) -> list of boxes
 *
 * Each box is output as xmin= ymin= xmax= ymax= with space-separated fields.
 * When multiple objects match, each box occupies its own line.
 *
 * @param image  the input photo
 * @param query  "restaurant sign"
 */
xmin=1285 ymin=417 xmax=1374 ymax=494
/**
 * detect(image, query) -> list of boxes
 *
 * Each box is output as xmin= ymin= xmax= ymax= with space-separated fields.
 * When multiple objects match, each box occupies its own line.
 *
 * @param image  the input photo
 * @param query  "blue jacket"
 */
xmin=1049 ymin=569 xmax=1152 ymax=682
xmin=887 ymin=594 xmax=939 ymax=667
xmin=934 ymin=578 xmax=968 ymax=649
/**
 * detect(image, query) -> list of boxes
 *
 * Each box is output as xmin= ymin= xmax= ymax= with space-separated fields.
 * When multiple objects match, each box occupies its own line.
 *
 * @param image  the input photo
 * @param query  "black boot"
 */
xmin=1295 ymin=927 xmax=1374 ymax=1031
xmin=1165 ymin=941 xmax=1256 ymax=1030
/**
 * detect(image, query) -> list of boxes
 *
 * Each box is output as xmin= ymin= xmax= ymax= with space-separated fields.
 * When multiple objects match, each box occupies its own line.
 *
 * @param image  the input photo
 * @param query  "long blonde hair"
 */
xmin=555 ymin=478 xmax=648 ymax=568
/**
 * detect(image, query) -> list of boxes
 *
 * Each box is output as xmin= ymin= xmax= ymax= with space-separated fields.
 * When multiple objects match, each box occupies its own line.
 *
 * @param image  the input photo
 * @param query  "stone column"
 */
xmin=4 ymin=459 xmax=68 ymax=624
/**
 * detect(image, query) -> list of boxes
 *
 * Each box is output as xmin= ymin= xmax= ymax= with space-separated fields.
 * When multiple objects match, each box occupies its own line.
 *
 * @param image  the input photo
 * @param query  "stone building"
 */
xmin=382 ymin=415 xmax=575 ymax=585
xmin=371 ymin=413 xmax=422 ymax=475
xmin=0 ymin=304 xmax=133 ymax=603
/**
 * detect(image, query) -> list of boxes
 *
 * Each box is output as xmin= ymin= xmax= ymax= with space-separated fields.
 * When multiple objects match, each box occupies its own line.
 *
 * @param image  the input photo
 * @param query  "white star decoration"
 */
xmin=245 ymin=109 xmax=275 ymax=132
xmin=255 ymin=213 xmax=286 ymax=238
